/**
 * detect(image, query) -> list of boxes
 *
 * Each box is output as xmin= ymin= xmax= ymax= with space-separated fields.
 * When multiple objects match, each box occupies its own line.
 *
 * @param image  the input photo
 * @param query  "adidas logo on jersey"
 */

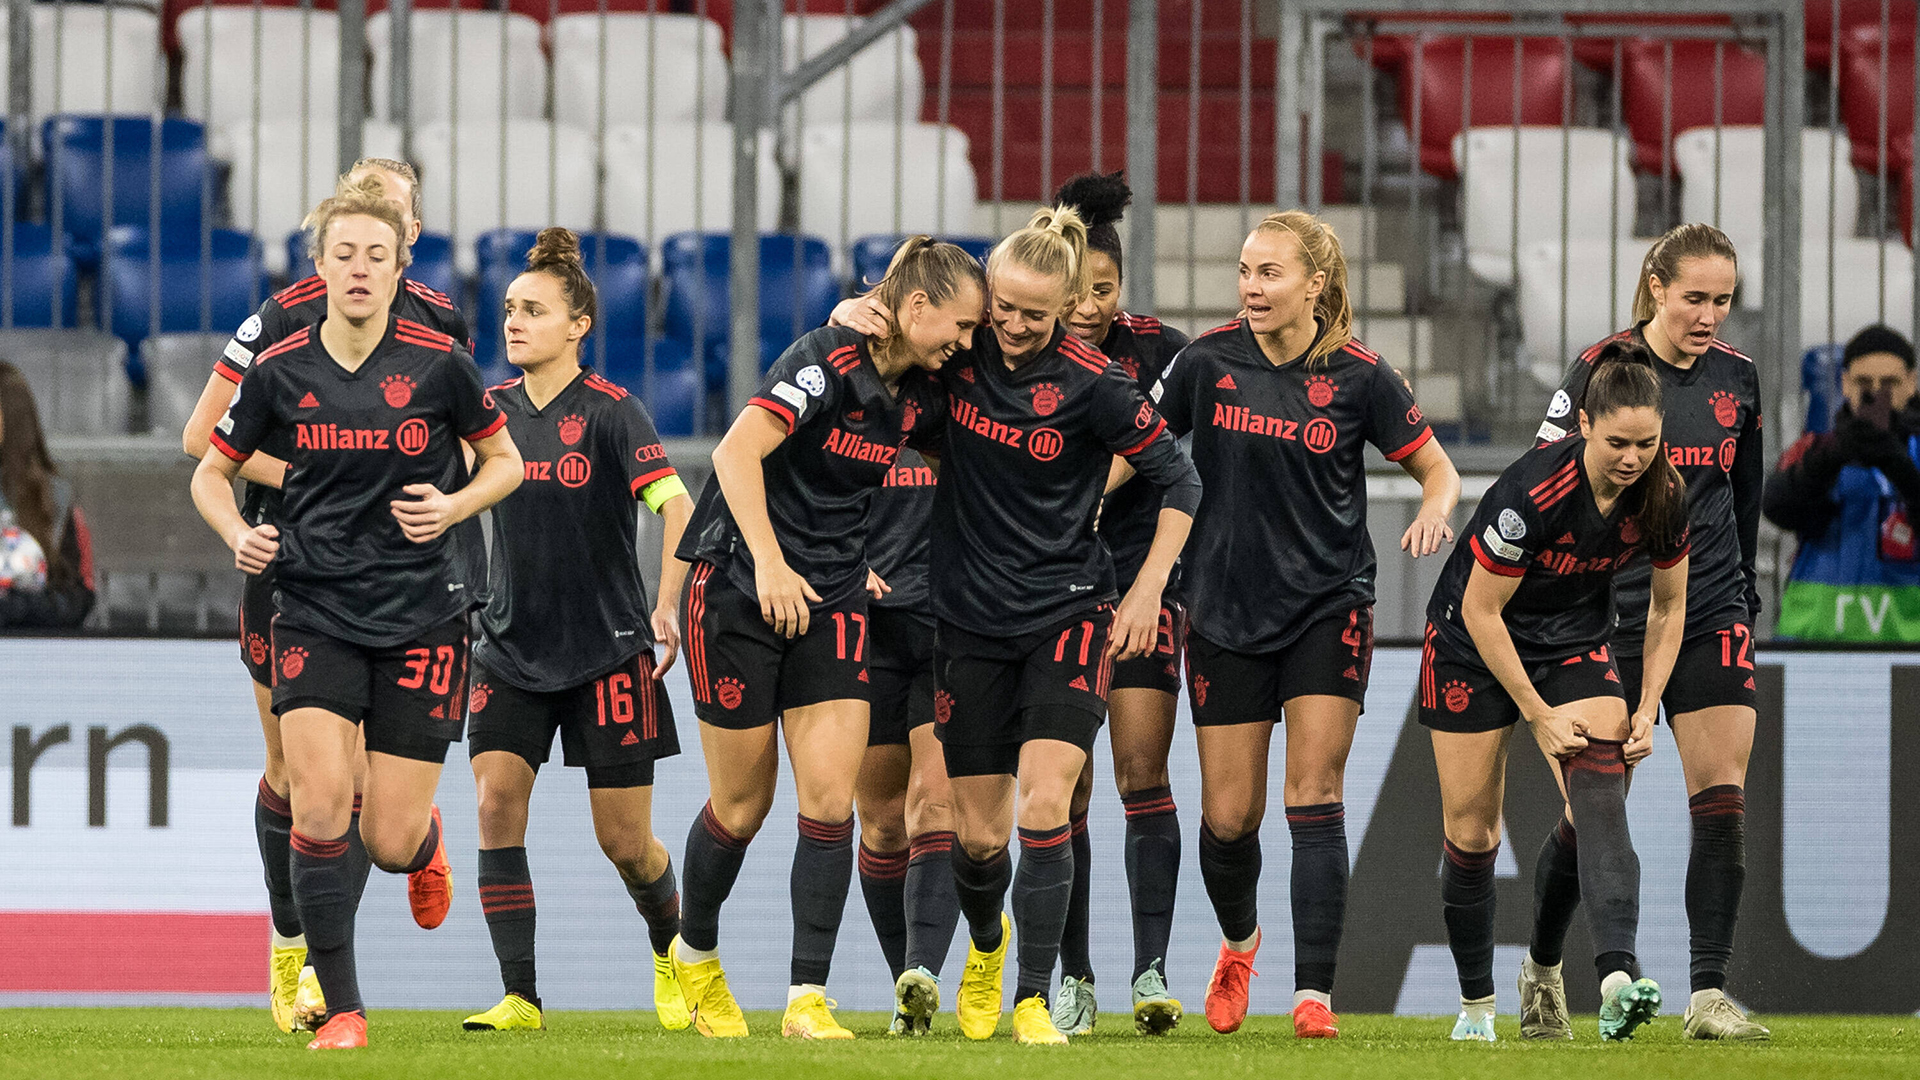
xmin=1556 ymin=532 xmax=1576 ymax=546
xmin=1216 ymin=374 xmax=1238 ymax=390
xmin=1069 ymin=675 xmax=1091 ymax=692
xmin=429 ymin=704 xmax=445 ymax=719
xmin=620 ymin=730 xmax=639 ymax=747
xmin=298 ymin=392 xmax=320 ymax=408
xmin=858 ymin=670 xmax=870 ymax=682
xmin=1343 ymin=666 xmax=1360 ymax=680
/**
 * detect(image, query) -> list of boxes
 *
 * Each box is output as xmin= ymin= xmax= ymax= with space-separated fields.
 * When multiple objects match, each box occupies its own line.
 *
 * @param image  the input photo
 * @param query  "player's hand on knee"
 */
xmin=1528 ymin=707 xmax=1589 ymax=759
xmin=391 ymin=483 xmax=456 ymax=542
xmin=231 ymin=523 xmax=280 ymax=574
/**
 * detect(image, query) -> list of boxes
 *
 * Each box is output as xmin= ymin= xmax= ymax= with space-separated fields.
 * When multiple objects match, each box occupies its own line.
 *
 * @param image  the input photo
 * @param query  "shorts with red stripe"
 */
xmin=1418 ymin=624 xmax=1625 ymax=734
xmin=1109 ymin=597 xmax=1185 ymax=695
xmin=466 ymin=651 xmax=681 ymax=788
xmin=1184 ymin=607 xmax=1373 ymax=726
xmin=270 ymin=615 xmax=469 ymax=763
xmin=1615 ymin=621 xmax=1760 ymax=721
xmin=680 ymin=560 xmax=870 ymax=731
xmin=867 ymin=606 xmax=935 ymax=746
xmin=238 ymin=565 xmax=278 ymax=686
xmin=933 ymin=606 xmax=1113 ymax=778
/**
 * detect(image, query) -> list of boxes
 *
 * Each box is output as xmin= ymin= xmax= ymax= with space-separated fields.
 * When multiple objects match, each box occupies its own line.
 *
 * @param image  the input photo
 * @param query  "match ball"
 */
xmin=0 ymin=522 xmax=48 ymax=593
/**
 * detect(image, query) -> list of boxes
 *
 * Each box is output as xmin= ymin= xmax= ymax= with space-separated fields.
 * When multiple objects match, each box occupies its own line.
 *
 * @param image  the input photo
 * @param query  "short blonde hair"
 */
xmin=303 ymin=173 xmax=413 ymax=269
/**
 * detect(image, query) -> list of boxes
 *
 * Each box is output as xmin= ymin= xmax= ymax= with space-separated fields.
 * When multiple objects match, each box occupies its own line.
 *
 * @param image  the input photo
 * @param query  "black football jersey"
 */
xmin=1536 ymin=325 xmax=1763 ymax=651
xmin=211 ymin=315 xmax=507 ymax=647
xmin=475 ymin=369 xmax=683 ymax=692
xmin=867 ymin=447 xmax=936 ymax=617
xmin=1151 ymin=319 xmax=1435 ymax=653
xmin=1095 ymin=312 xmax=1191 ymax=591
xmin=924 ymin=323 xmax=1202 ymax=636
xmin=1427 ymin=436 xmax=1690 ymax=665
xmin=677 ymin=327 xmax=945 ymax=610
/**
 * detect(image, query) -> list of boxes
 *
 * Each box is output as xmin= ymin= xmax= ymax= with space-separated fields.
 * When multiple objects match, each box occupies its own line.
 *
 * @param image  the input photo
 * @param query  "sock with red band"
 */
xmin=477 ymin=846 xmax=538 ymax=1006
xmin=857 ymin=843 xmax=910 ymax=979
xmin=791 ymin=814 xmax=855 ymax=987
xmin=1687 ymin=784 xmax=1747 ymax=992
xmin=1012 ymin=824 xmax=1074 ymax=1003
xmin=1564 ymin=739 xmax=1642 ymax=980
xmin=1528 ymin=816 xmax=1581 ymax=967
xmin=680 ymin=802 xmax=752 ymax=953
xmin=905 ymin=831 xmax=962 ymax=975
xmin=254 ymin=779 xmax=301 ymax=939
xmin=1287 ymin=802 xmax=1348 ymax=994
xmin=1059 ymin=813 xmax=1094 ymax=982
xmin=1122 ymin=785 xmax=1181 ymax=980
xmin=1441 ymin=839 xmax=1500 ymax=1000
xmin=290 ymin=829 xmax=364 ymax=1019
xmin=621 ymin=859 xmax=681 ymax=957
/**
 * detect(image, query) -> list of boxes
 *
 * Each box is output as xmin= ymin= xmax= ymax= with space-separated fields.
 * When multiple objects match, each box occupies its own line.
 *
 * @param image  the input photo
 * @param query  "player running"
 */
xmin=1422 ymin=341 xmax=1688 ymax=1044
xmin=669 ymin=238 xmax=979 ymax=1040
xmin=189 ymin=176 xmax=523 ymax=1050
xmin=1524 ymin=224 xmax=1768 ymax=1042
xmin=457 ymin=229 xmax=693 ymax=1034
xmin=833 ymin=205 xmax=1202 ymax=1046
xmin=179 ymin=158 xmax=472 ymax=1032
xmin=1046 ymin=170 xmax=1192 ymax=1036
xmin=1148 ymin=211 xmax=1459 ymax=1039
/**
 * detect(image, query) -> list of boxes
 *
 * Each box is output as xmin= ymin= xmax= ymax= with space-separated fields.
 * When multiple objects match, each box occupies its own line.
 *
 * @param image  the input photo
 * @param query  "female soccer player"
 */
xmin=1047 ymin=170 xmax=1192 ymax=1036
xmin=669 ymin=237 xmax=979 ymax=1040
xmin=1422 ymin=341 xmax=1688 ymax=1043
xmin=834 ymin=206 xmax=1203 ymax=1046
xmin=190 ymin=176 xmax=523 ymax=1050
xmin=458 ymin=229 xmax=693 ymax=1034
xmin=1524 ymin=224 xmax=1768 ymax=1042
xmin=180 ymin=157 xmax=472 ymax=1032
xmin=1148 ymin=210 xmax=1459 ymax=1039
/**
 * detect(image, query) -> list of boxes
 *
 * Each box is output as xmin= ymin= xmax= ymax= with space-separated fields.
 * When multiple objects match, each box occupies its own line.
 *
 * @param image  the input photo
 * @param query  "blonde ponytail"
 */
xmin=987 ymin=204 xmax=1092 ymax=310
xmin=1254 ymin=209 xmax=1352 ymax=367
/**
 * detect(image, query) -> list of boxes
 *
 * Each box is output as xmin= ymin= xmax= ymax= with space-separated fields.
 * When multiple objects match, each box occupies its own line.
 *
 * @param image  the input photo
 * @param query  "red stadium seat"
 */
xmin=1839 ymin=23 xmax=1917 ymax=174
xmin=1391 ymin=36 xmax=1571 ymax=180
xmin=1561 ymin=13 xmax=1733 ymax=70
xmin=1808 ymin=0 xmax=1916 ymax=69
xmin=1617 ymin=38 xmax=1768 ymax=175
xmin=1348 ymin=13 xmax=1512 ymax=70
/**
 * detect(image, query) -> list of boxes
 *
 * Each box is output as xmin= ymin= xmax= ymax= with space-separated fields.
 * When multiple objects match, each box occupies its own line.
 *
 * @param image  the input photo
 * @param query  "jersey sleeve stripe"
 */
xmin=1533 ymin=473 xmax=1580 ymax=511
xmin=1651 ymin=544 xmax=1691 ymax=569
xmin=1469 ymin=534 xmax=1527 ymax=577
xmin=463 ymin=412 xmax=509 ymax=441
xmin=403 ymin=278 xmax=457 ymax=309
xmin=630 ymin=466 xmax=678 ymax=494
xmin=1115 ymin=417 xmax=1168 ymax=457
xmin=827 ymin=345 xmax=860 ymax=374
xmin=1061 ymin=337 xmax=1110 ymax=374
xmin=1382 ymin=426 xmax=1434 ymax=462
xmin=748 ymin=396 xmax=798 ymax=433
xmin=1528 ymin=460 xmax=1579 ymax=498
xmin=208 ymin=430 xmax=250 ymax=462
xmin=1196 ymin=319 xmax=1244 ymax=340
xmin=257 ymin=329 xmax=311 ymax=364
xmin=272 ymin=277 xmax=326 ymax=306
xmin=213 ymin=359 xmax=245 ymax=383
xmin=1578 ymin=329 xmax=1634 ymax=364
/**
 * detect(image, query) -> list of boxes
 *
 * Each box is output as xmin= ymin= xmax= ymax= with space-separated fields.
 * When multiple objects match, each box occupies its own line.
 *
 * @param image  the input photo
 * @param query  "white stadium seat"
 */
xmin=0 ymin=5 xmax=161 ymax=122
xmin=1514 ymin=238 xmax=1651 ymax=385
xmin=412 ymin=120 xmax=597 ymax=275
xmin=1799 ymin=236 xmax=1915 ymax=349
xmin=600 ymin=121 xmax=781 ymax=252
xmin=1451 ymin=127 xmax=1636 ymax=288
xmin=368 ymin=10 xmax=545 ymax=124
xmin=550 ymin=13 xmax=727 ymax=130
xmin=796 ymin=122 xmax=978 ymax=253
xmin=211 ymin=121 xmax=405 ymax=276
xmin=781 ymin=13 xmax=923 ymax=135
xmin=177 ymin=7 xmax=339 ymax=130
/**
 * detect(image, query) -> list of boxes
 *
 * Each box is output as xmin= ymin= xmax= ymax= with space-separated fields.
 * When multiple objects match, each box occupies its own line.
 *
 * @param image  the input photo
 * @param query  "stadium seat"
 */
xmin=280 ymin=229 xmax=459 ymax=304
xmin=177 ymin=7 xmax=340 ymax=130
xmin=410 ymin=120 xmax=598 ymax=275
xmin=1614 ymin=38 xmax=1767 ymax=176
xmin=1838 ymin=23 xmax=1915 ymax=174
xmin=367 ymin=10 xmax=547 ymax=123
xmin=1808 ymin=0 xmax=1915 ymax=69
xmin=0 ymin=5 xmax=162 ymax=124
xmin=1396 ymin=36 xmax=1571 ymax=180
xmin=0 ymin=224 xmax=78 ymax=329
xmin=780 ymin=13 xmax=923 ymax=135
xmin=1513 ymin=238 xmax=1650 ymax=384
xmin=218 ymin=120 xmax=405 ymax=276
xmin=796 ymin=123 xmax=978 ymax=259
xmin=471 ymin=229 xmax=647 ymax=371
xmin=600 ymin=122 xmax=782 ymax=248
xmin=1450 ymin=126 xmax=1635 ymax=288
xmin=44 ymin=116 xmax=212 ymax=266
xmin=635 ymin=350 xmax=700 ymax=438
xmin=1800 ymin=237 xmax=1916 ymax=351
xmin=1802 ymin=341 xmax=1845 ymax=433
xmin=140 ymin=332 xmax=227 ymax=441
xmin=550 ymin=13 xmax=727 ymax=131
xmin=0 ymin=329 xmax=131 ymax=435
xmin=660 ymin=232 xmax=838 ymax=365
xmin=850 ymin=233 xmax=993 ymax=290
xmin=1672 ymin=127 xmax=1858 ymax=309
xmin=102 ymin=226 xmax=272 ymax=368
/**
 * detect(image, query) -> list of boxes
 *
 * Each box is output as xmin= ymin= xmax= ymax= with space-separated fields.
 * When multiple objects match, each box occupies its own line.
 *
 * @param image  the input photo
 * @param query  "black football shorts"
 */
xmin=866 ymin=606 xmax=935 ymax=747
xmin=681 ymin=561 xmax=871 ymax=730
xmin=934 ymin=606 xmax=1114 ymax=778
xmin=467 ymin=651 xmax=681 ymax=788
xmin=1418 ymin=624 xmax=1626 ymax=735
xmin=271 ymin=615 xmax=469 ymax=763
xmin=1185 ymin=606 xmax=1375 ymax=726
xmin=1616 ymin=621 xmax=1760 ymax=721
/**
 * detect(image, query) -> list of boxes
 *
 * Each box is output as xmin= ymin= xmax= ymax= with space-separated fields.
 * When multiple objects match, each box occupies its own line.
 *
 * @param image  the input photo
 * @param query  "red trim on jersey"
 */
xmin=687 ymin=563 xmax=713 ymax=703
xmin=213 ymin=359 xmax=245 ymax=384
xmin=1711 ymin=338 xmax=1754 ymax=363
xmin=630 ymin=466 xmax=677 ymax=495
xmin=1530 ymin=460 xmax=1581 ymax=510
xmin=1578 ymin=329 xmax=1636 ymax=364
xmin=1115 ymin=417 xmax=1168 ymax=457
xmin=256 ymin=328 xmax=311 ymax=364
xmin=584 ymin=372 xmax=629 ymax=399
xmin=1196 ymin=318 xmax=1244 ymax=340
xmin=1383 ymin=426 xmax=1434 ymax=462
xmin=463 ymin=412 xmax=509 ymax=441
xmin=403 ymin=277 xmax=457 ymax=310
xmin=1341 ymin=338 xmax=1381 ymax=365
xmin=1060 ymin=335 xmax=1110 ymax=374
xmin=748 ymin=396 xmax=798 ymax=433
xmin=1651 ymin=544 xmax=1690 ymax=570
xmin=827 ymin=344 xmax=860 ymax=374
xmin=209 ymin=431 xmax=251 ymax=462
xmin=394 ymin=319 xmax=455 ymax=352
xmin=1114 ymin=311 xmax=1162 ymax=335
xmin=273 ymin=275 xmax=326 ymax=307
xmin=490 ymin=376 xmax=526 ymax=392
xmin=1420 ymin=624 xmax=1438 ymax=709
xmin=1469 ymin=534 xmax=1526 ymax=577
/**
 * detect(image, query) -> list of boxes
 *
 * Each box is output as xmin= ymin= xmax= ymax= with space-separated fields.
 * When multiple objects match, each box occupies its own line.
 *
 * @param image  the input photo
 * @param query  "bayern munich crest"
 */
xmin=1305 ymin=374 xmax=1338 ymax=408
xmin=558 ymin=414 xmax=586 ymax=446
xmin=381 ymin=374 xmax=415 ymax=408
xmin=1031 ymin=382 xmax=1062 ymax=417
xmin=1710 ymin=390 xmax=1741 ymax=428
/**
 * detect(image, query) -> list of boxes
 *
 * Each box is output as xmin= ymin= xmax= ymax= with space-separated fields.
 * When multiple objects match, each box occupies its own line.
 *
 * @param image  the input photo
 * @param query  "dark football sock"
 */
xmin=1011 ymin=824 xmax=1074 ymax=1003
xmin=621 ymin=858 xmax=681 ymax=957
xmin=790 ymin=814 xmax=855 ymax=987
xmin=950 ymin=844 xmax=1011 ymax=952
xmin=290 ymin=829 xmax=364 ymax=1019
xmin=905 ymin=831 xmax=962 ymax=976
xmin=1528 ymin=816 xmax=1581 ymax=967
xmin=1286 ymin=802 xmax=1348 ymax=995
xmin=680 ymin=802 xmax=751 ymax=953
xmin=1686 ymin=785 xmax=1747 ymax=992
xmin=1058 ymin=813 xmax=1094 ymax=982
xmin=1121 ymin=785 xmax=1181 ymax=980
xmin=1441 ymin=838 xmax=1499 ymax=1000
xmin=477 ymin=846 xmax=538 ymax=1006
xmin=398 ymin=806 xmax=442 ymax=875
xmin=1198 ymin=820 xmax=1262 ymax=943
xmin=346 ymin=799 xmax=373 ymax=904
xmin=857 ymin=843 xmax=910 ymax=980
xmin=255 ymin=779 xmax=302 ymax=939
xmin=1563 ymin=740 xmax=1642 ymax=981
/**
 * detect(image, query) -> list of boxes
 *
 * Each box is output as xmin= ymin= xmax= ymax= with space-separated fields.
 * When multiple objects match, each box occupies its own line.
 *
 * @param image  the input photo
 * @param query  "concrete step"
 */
xmin=1151 ymin=258 xmax=1405 ymax=314
xmin=972 ymin=202 xmax=1385 ymax=262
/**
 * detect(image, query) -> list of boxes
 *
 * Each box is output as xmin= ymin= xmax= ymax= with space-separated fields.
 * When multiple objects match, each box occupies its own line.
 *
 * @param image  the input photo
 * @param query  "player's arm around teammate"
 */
xmin=456 ymin=229 xmax=695 ymax=1034
xmin=190 ymin=176 xmax=522 ymax=1049
xmin=1420 ymin=342 xmax=1687 ymax=1043
xmin=669 ymin=239 xmax=983 ymax=1040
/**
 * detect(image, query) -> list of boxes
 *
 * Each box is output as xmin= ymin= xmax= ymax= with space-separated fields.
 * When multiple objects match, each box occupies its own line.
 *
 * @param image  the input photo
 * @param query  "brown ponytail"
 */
xmin=861 ymin=234 xmax=987 ymax=315
xmin=1253 ymin=210 xmax=1353 ymax=368
xmin=1631 ymin=223 xmax=1739 ymax=323
xmin=1580 ymin=339 xmax=1689 ymax=548
xmin=523 ymin=226 xmax=597 ymax=335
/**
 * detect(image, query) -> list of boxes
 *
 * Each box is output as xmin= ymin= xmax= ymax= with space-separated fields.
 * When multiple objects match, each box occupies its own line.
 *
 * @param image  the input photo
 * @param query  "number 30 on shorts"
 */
xmin=396 ymin=645 xmax=458 ymax=694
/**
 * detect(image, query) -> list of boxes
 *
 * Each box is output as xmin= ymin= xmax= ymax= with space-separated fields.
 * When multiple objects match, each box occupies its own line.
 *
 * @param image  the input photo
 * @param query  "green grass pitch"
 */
xmin=1 ymin=1009 xmax=1913 ymax=1079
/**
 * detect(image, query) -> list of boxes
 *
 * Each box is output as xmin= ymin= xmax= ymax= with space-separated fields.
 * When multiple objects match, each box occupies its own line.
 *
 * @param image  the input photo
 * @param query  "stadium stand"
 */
xmin=176 ymin=7 xmax=342 ymax=131
xmin=0 ymin=5 xmax=162 ymax=124
xmin=102 ymin=226 xmax=272 ymax=368
xmin=140 ymin=332 xmax=226 ymax=440
xmin=44 ymin=116 xmax=212 ymax=267
xmin=1838 ymin=22 xmax=1916 ymax=174
xmin=0 ymin=224 xmax=80 ymax=330
xmin=600 ymin=121 xmax=784 ymax=247
xmin=1452 ymin=126 xmax=1636 ymax=289
xmin=0 ymin=328 xmax=132 ymax=436
xmin=661 ymin=231 xmax=838 ymax=376
xmin=220 ymin=121 xmax=407 ymax=276
xmin=795 ymin=122 xmax=979 ymax=262
xmin=780 ymin=13 xmax=924 ymax=135
xmin=550 ymin=12 xmax=729 ymax=131
xmin=367 ymin=9 xmax=547 ymax=123
xmin=410 ymin=120 xmax=599 ymax=275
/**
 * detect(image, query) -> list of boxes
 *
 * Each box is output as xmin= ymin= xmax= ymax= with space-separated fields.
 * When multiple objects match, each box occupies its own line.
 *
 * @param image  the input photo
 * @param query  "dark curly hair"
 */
xmin=1054 ymin=170 xmax=1130 ymax=279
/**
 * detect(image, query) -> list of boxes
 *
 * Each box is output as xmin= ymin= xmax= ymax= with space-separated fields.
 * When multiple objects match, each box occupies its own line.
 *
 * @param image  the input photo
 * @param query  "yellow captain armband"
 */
xmin=640 ymin=473 xmax=689 ymax=513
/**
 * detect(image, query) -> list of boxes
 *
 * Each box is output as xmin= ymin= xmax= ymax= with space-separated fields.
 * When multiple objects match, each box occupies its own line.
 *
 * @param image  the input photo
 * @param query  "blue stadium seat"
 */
xmin=0 ymin=225 xmax=79 ymax=328
xmin=284 ymin=230 xmax=459 ymax=300
xmin=471 ymin=229 xmax=648 ymax=371
xmin=104 ymin=226 xmax=271 ymax=378
xmin=1802 ymin=343 xmax=1845 ymax=435
xmin=44 ymin=116 xmax=210 ymax=266
xmin=850 ymin=233 xmax=994 ymax=289
xmin=660 ymin=232 xmax=838 ymax=365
